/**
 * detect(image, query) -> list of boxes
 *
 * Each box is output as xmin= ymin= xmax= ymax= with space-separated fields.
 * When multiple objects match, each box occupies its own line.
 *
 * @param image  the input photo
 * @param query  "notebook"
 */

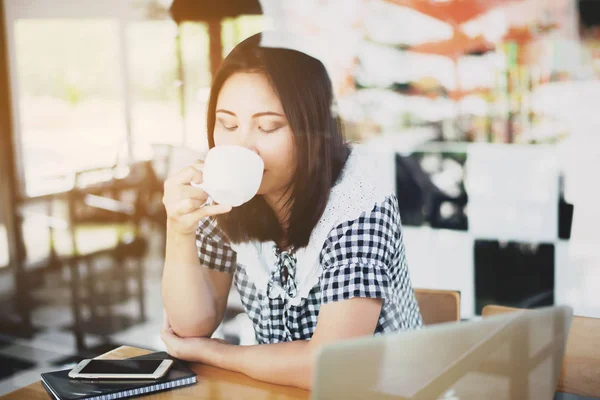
xmin=41 ymin=352 xmax=197 ymax=400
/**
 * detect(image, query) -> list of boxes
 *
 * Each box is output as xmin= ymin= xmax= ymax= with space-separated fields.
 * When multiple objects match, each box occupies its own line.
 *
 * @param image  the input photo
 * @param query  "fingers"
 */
xmin=161 ymin=330 xmax=177 ymax=357
xmin=179 ymin=185 xmax=209 ymax=201
xmin=162 ymin=310 xmax=171 ymax=331
xmin=178 ymin=198 xmax=207 ymax=214
xmin=198 ymin=203 xmax=233 ymax=218
xmin=164 ymin=198 xmax=204 ymax=218
xmin=192 ymin=161 xmax=204 ymax=172
xmin=168 ymin=164 xmax=204 ymax=185
xmin=179 ymin=204 xmax=232 ymax=228
xmin=162 ymin=166 xmax=208 ymax=218
xmin=162 ymin=161 xmax=229 ymax=235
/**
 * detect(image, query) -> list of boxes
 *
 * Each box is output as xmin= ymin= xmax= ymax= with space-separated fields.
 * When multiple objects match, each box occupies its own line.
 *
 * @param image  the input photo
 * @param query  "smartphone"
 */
xmin=68 ymin=359 xmax=173 ymax=380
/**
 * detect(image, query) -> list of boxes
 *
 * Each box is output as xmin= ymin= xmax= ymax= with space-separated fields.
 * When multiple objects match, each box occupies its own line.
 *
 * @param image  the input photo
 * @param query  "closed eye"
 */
xmin=259 ymin=126 xmax=281 ymax=134
xmin=218 ymin=120 xmax=237 ymax=131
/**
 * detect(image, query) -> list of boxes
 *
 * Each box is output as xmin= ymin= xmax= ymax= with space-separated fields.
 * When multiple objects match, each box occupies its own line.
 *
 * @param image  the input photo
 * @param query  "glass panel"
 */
xmin=221 ymin=15 xmax=270 ymax=58
xmin=14 ymin=19 xmax=126 ymax=196
xmin=0 ymin=223 xmax=8 ymax=268
xmin=127 ymin=20 xmax=185 ymax=158
xmin=180 ymin=21 xmax=211 ymax=151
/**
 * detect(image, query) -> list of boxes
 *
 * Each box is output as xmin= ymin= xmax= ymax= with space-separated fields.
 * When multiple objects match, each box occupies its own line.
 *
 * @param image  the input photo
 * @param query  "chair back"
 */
xmin=482 ymin=305 xmax=600 ymax=398
xmin=414 ymin=288 xmax=461 ymax=325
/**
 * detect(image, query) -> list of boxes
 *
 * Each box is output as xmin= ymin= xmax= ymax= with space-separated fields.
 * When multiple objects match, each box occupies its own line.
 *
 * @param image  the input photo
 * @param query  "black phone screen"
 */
xmin=80 ymin=360 xmax=164 ymax=375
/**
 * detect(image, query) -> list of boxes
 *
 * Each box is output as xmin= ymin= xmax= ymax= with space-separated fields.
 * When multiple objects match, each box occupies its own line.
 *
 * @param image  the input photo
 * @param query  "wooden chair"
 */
xmin=414 ymin=288 xmax=461 ymax=325
xmin=482 ymin=305 xmax=600 ymax=398
xmin=47 ymin=162 xmax=155 ymax=350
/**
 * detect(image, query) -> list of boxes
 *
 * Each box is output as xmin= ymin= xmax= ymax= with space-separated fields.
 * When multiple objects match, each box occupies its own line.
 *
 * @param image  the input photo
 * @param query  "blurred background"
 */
xmin=0 ymin=0 xmax=599 ymax=394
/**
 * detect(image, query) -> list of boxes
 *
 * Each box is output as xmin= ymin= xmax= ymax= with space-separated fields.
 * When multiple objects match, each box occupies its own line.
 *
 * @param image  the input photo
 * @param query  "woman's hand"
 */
xmin=162 ymin=161 xmax=231 ymax=236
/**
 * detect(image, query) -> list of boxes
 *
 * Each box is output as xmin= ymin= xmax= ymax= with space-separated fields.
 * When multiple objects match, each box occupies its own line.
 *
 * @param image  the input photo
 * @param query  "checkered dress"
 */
xmin=195 ymin=194 xmax=423 ymax=344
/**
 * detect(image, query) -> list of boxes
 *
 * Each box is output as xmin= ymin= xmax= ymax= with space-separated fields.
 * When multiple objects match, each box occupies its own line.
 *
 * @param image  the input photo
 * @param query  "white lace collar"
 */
xmin=229 ymin=144 xmax=393 ymax=306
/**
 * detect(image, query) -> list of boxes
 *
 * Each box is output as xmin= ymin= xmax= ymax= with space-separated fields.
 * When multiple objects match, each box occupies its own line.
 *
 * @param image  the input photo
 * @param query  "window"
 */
xmin=0 ymin=223 xmax=8 ymax=268
xmin=14 ymin=19 xmax=126 ymax=196
xmin=128 ymin=20 xmax=189 ymax=155
xmin=221 ymin=15 xmax=269 ymax=57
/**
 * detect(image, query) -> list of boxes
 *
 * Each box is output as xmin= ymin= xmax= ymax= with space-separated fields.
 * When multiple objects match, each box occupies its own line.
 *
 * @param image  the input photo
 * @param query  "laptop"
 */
xmin=313 ymin=305 xmax=573 ymax=400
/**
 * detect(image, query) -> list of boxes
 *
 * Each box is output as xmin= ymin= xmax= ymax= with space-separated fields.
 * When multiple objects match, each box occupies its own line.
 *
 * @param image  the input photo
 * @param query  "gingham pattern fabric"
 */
xmin=196 ymin=194 xmax=423 ymax=344
xmin=195 ymin=216 xmax=237 ymax=273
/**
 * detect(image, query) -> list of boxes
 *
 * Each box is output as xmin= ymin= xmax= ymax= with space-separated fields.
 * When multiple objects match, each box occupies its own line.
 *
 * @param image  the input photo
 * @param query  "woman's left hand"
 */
xmin=161 ymin=327 xmax=230 ymax=367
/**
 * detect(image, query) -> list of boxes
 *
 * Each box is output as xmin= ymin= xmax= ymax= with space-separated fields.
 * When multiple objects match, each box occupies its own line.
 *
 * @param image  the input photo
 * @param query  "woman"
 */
xmin=161 ymin=33 xmax=422 ymax=390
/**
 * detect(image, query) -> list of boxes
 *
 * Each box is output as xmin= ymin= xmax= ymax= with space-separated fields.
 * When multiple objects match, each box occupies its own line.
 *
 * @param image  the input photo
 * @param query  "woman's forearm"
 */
xmin=162 ymin=298 xmax=386 ymax=390
xmin=222 ymin=341 xmax=314 ymax=390
xmin=162 ymin=226 xmax=220 ymax=337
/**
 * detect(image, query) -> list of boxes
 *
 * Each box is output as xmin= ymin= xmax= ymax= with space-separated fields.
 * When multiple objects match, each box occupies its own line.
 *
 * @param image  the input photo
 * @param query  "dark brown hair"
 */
xmin=208 ymin=33 xmax=349 ymax=249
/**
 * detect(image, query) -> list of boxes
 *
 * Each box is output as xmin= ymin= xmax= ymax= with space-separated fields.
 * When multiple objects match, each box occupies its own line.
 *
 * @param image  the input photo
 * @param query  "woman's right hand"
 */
xmin=162 ymin=162 xmax=232 ymax=236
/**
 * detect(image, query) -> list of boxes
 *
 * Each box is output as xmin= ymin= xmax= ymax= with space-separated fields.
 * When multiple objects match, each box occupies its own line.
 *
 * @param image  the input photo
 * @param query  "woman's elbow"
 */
xmin=297 ymin=374 xmax=313 ymax=391
xmin=170 ymin=314 xmax=218 ymax=338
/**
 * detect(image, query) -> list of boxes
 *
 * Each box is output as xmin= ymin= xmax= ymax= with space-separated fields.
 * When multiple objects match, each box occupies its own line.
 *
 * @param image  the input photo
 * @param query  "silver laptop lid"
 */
xmin=313 ymin=305 xmax=572 ymax=400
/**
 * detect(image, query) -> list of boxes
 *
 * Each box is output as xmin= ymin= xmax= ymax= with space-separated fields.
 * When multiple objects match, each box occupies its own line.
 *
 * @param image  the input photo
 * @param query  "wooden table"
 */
xmin=1 ymin=346 xmax=310 ymax=400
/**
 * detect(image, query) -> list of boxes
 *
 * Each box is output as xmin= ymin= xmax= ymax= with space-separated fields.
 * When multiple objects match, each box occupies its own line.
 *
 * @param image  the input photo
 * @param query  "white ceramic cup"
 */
xmin=191 ymin=145 xmax=264 ymax=207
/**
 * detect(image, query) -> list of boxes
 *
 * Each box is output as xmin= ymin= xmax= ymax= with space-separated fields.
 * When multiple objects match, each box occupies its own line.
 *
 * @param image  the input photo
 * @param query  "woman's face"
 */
xmin=213 ymin=72 xmax=296 ymax=198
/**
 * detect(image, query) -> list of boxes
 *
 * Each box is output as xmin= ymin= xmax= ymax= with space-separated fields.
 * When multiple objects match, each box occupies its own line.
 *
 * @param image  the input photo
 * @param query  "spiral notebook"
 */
xmin=41 ymin=352 xmax=197 ymax=400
